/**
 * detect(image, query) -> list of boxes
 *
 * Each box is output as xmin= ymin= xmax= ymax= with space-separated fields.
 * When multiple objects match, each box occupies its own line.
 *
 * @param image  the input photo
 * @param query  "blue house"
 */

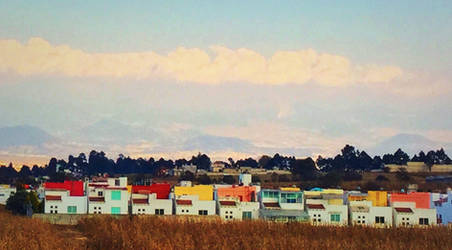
xmin=432 ymin=190 xmax=452 ymax=225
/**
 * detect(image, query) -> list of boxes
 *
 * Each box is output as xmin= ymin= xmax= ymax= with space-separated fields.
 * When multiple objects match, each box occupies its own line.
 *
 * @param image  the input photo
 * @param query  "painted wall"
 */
xmin=432 ymin=191 xmax=452 ymax=225
xmin=390 ymin=192 xmax=431 ymax=209
xmin=45 ymin=190 xmax=87 ymax=214
xmin=216 ymin=186 xmax=257 ymax=202
xmin=174 ymin=185 xmax=213 ymax=201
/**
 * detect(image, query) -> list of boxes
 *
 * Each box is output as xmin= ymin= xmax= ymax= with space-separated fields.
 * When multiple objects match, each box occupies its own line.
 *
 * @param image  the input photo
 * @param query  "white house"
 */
xmin=88 ymin=177 xmax=129 ymax=215
xmin=0 ymin=185 xmax=16 ymax=205
xmin=348 ymin=200 xmax=393 ymax=227
xmin=305 ymin=189 xmax=348 ymax=226
xmin=174 ymin=195 xmax=216 ymax=216
xmin=44 ymin=180 xmax=87 ymax=214
xmin=392 ymin=201 xmax=437 ymax=227
xmin=218 ymin=198 xmax=260 ymax=220
xmin=131 ymin=184 xmax=172 ymax=215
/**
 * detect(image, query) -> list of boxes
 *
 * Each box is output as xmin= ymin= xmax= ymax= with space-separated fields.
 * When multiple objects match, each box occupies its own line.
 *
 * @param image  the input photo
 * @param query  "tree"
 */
xmin=197 ymin=174 xmax=212 ymax=185
xmin=179 ymin=171 xmax=194 ymax=181
xmin=222 ymin=175 xmax=235 ymax=184
xmin=258 ymin=155 xmax=272 ymax=168
xmin=375 ymin=175 xmax=389 ymax=182
xmin=191 ymin=153 xmax=211 ymax=171
xmin=320 ymin=172 xmax=342 ymax=188
xmin=6 ymin=190 xmax=30 ymax=215
xmin=290 ymin=158 xmax=318 ymax=180
xmin=393 ymin=148 xmax=410 ymax=165
xmin=236 ymin=158 xmax=258 ymax=168
xmin=395 ymin=168 xmax=410 ymax=181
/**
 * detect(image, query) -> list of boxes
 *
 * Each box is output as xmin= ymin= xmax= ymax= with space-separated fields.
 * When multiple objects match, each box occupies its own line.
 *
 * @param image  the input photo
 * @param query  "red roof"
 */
xmin=263 ymin=202 xmax=280 ymax=208
xmin=219 ymin=200 xmax=236 ymax=206
xmin=132 ymin=198 xmax=148 ymax=204
xmin=44 ymin=181 xmax=84 ymax=196
xmin=132 ymin=184 xmax=171 ymax=199
xmin=307 ymin=204 xmax=325 ymax=210
xmin=394 ymin=207 xmax=413 ymax=213
xmin=176 ymin=200 xmax=192 ymax=206
xmin=45 ymin=195 xmax=62 ymax=201
xmin=89 ymin=197 xmax=105 ymax=202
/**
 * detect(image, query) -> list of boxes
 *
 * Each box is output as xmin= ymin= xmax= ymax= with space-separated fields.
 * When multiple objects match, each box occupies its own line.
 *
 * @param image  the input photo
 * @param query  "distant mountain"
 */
xmin=182 ymin=135 xmax=254 ymax=152
xmin=370 ymin=133 xmax=451 ymax=156
xmin=0 ymin=125 xmax=54 ymax=148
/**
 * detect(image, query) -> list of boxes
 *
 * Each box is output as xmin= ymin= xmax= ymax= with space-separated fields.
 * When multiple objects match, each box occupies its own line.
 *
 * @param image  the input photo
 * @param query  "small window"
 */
xmin=111 ymin=207 xmax=120 ymax=214
xmin=198 ymin=210 xmax=208 ymax=216
xmin=419 ymin=218 xmax=429 ymax=225
xmin=115 ymin=179 xmax=120 ymax=186
xmin=155 ymin=209 xmax=164 ymax=215
xmin=67 ymin=206 xmax=77 ymax=214
xmin=242 ymin=211 xmax=252 ymax=220
xmin=375 ymin=216 xmax=385 ymax=224
xmin=50 ymin=205 xmax=53 ymax=209
xmin=331 ymin=214 xmax=340 ymax=222
xmin=111 ymin=191 xmax=121 ymax=200
xmin=98 ymin=191 xmax=103 ymax=196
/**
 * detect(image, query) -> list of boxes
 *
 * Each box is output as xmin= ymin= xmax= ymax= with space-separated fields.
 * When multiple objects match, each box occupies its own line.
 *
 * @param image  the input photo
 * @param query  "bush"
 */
xmin=375 ymin=175 xmax=389 ymax=182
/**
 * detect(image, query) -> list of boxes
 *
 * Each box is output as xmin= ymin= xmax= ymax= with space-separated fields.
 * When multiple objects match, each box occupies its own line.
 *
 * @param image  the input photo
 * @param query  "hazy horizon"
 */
xmin=1 ymin=1 xmax=451 ymax=166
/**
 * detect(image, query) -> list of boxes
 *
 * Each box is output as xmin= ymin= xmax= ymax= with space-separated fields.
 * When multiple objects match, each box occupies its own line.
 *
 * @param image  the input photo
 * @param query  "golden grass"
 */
xmin=78 ymin=216 xmax=452 ymax=250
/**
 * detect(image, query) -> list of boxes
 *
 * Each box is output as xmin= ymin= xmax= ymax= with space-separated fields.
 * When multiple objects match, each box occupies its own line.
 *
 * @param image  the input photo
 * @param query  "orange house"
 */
xmin=390 ymin=192 xmax=431 ymax=209
xmin=216 ymin=186 xmax=257 ymax=202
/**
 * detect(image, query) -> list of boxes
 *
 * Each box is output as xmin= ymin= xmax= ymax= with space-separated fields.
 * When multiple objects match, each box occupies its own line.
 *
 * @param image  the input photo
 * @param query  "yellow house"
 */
xmin=367 ymin=191 xmax=388 ymax=207
xmin=174 ymin=185 xmax=214 ymax=201
xmin=304 ymin=189 xmax=344 ymax=205
xmin=280 ymin=187 xmax=300 ymax=192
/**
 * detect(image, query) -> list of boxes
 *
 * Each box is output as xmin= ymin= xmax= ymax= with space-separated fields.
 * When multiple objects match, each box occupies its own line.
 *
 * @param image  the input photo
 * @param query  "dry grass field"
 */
xmin=1 ymin=207 xmax=452 ymax=250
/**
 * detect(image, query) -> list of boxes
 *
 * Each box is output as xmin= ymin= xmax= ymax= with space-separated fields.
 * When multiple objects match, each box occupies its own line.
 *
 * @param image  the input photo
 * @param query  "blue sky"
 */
xmin=0 ymin=1 xmax=451 ymax=165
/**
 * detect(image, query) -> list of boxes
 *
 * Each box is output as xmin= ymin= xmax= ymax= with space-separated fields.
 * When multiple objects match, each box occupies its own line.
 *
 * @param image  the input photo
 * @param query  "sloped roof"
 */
xmin=219 ymin=200 xmax=236 ymax=206
xmin=45 ymin=195 xmax=61 ymax=201
xmin=394 ymin=207 xmax=413 ymax=213
xmin=307 ymin=204 xmax=325 ymax=210
xmin=176 ymin=200 xmax=192 ymax=206
xmin=45 ymin=181 xmax=84 ymax=196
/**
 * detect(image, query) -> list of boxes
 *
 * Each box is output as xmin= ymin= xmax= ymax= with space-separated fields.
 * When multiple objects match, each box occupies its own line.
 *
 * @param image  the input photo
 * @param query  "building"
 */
xmin=259 ymin=187 xmax=309 ymax=222
xmin=87 ymin=177 xmax=129 ymax=215
xmin=174 ymin=184 xmax=216 ymax=216
xmin=348 ymin=191 xmax=392 ymax=227
xmin=390 ymin=192 xmax=436 ymax=226
xmin=432 ymin=190 xmax=452 ymax=225
xmin=44 ymin=181 xmax=87 ymax=214
xmin=216 ymin=185 xmax=260 ymax=220
xmin=305 ymin=188 xmax=348 ymax=225
xmin=0 ymin=184 xmax=16 ymax=205
xmin=131 ymin=184 xmax=172 ymax=215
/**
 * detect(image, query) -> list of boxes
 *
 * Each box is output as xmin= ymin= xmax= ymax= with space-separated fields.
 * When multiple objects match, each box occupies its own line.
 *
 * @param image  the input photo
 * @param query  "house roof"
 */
xmin=132 ymin=184 xmax=171 ymax=199
xmin=132 ymin=198 xmax=148 ymax=204
xmin=263 ymin=202 xmax=280 ymax=208
xmin=89 ymin=197 xmax=105 ymax=202
xmin=219 ymin=200 xmax=236 ymax=206
xmin=44 ymin=181 xmax=84 ymax=196
xmin=45 ymin=195 xmax=62 ymax=201
xmin=307 ymin=204 xmax=325 ymax=210
xmin=394 ymin=207 xmax=413 ymax=213
xmin=176 ymin=199 xmax=192 ymax=206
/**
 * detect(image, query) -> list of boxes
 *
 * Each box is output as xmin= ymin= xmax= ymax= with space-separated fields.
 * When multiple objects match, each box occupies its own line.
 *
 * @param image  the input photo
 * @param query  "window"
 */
xmin=50 ymin=205 xmax=53 ymax=209
xmin=111 ymin=207 xmax=120 ymax=214
xmin=115 ymin=179 xmax=120 ymax=186
xmin=198 ymin=210 xmax=208 ymax=216
xmin=67 ymin=206 xmax=77 ymax=214
xmin=111 ymin=190 xmax=121 ymax=200
xmin=419 ymin=218 xmax=429 ymax=225
xmin=331 ymin=214 xmax=340 ymax=222
xmin=280 ymin=192 xmax=302 ymax=203
xmin=98 ymin=191 xmax=103 ymax=196
xmin=155 ymin=209 xmax=164 ymax=215
xmin=263 ymin=191 xmax=279 ymax=199
xmin=375 ymin=216 xmax=385 ymax=224
xmin=243 ymin=211 xmax=252 ymax=220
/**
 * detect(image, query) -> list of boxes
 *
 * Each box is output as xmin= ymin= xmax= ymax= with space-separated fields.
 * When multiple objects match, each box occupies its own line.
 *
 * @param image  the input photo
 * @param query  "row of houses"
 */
xmin=9 ymin=174 xmax=450 ymax=226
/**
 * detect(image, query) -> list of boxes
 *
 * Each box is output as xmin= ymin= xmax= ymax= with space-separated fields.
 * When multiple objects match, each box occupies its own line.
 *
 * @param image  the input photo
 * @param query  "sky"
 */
xmin=0 ymin=1 xmax=451 ymax=166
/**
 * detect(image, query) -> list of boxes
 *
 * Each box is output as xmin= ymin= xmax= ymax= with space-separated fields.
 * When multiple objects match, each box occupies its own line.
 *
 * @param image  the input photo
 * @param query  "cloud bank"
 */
xmin=0 ymin=37 xmax=402 ymax=85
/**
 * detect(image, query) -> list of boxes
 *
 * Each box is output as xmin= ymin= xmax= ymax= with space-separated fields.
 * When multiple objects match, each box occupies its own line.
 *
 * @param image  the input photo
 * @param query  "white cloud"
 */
xmin=0 ymin=37 xmax=403 ymax=85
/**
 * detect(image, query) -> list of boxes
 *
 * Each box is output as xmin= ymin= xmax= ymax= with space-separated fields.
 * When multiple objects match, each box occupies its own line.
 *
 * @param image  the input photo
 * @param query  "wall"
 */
xmin=390 ymin=192 xmax=431 ymax=209
xmin=0 ymin=186 xmax=15 ymax=205
xmin=174 ymin=185 xmax=213 ymax=201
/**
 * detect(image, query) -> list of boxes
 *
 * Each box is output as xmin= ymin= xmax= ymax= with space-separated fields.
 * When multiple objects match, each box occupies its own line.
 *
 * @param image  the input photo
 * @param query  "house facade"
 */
xmin=216 ymin=185 xmax=260 ymax=220
xmin=305 ymin=189 xmax=348 ymax=226
xmin=347 ymin=191 xmax=392 ymax=227
xmin=432 ymin=190 xmax=452 ymax=225
xmin=259 ymin=188 xmax=309 ymax=222
xmin=174 ymin=184 xmax=216 ymax=216
xmin=390 ymin=192 xmax=436 ymax=226
xmin=131 ymin=184 xmax=172 ymax=215
xmin=87 ymin=177 xmax=129 ymax=215
xmin=44 ymin=180 xmax=87 ymax=214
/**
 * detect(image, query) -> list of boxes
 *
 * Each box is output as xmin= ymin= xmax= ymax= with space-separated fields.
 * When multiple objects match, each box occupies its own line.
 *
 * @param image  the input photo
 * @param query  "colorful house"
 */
xmin=259 ymin=188 xmax=309 ymax=222
xmin=390 ymin=192 xmax=436 ymax=226
xmin=431 ymin=190 xmax=452 ymax=225
xmin=0 ymin=184 xmax=16 ymax=205
xmin=87 ymin=177 xmax=129 ymax=215
xmin=174 ymin=183 xmax=216 ymax=216
xmin=347 ymin=191 xmax=392 ymax=227
xmin=131 ymin=183 xmax=172 ymax=215
xmin=44 ymin=180 xmax=87 ymax=214
xmin=305 ymin=188 xmax=348 ymax=225
xmin=216 ymin=185 xmax=260 ymax=220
